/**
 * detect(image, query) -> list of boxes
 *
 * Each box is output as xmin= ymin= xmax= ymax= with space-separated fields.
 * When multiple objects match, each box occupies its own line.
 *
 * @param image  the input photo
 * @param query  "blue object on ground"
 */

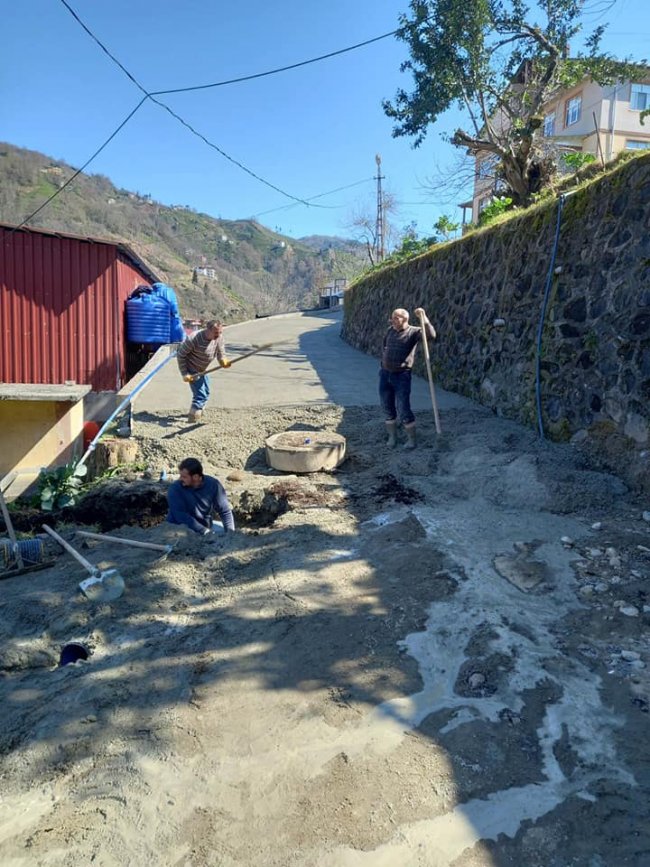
xmin=59 ymin=643 xmax=90 ymax=666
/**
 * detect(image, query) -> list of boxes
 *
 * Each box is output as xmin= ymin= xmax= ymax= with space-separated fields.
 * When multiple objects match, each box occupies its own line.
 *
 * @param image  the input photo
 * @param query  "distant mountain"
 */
xmin=299 ymin=235 xmax=366 ymax=255
xmin=0 ymin=142 xmax=367 ymax=320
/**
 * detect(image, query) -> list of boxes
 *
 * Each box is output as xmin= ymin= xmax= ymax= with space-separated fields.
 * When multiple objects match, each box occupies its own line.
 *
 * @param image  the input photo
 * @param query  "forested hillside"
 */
xmin=0 ymin=143 xmax=366 ymax=319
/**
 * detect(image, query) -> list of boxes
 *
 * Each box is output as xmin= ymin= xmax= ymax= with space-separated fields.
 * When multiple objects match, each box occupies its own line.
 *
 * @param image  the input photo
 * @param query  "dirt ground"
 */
xmin=1 ymin=401 xmax=649 ymax=866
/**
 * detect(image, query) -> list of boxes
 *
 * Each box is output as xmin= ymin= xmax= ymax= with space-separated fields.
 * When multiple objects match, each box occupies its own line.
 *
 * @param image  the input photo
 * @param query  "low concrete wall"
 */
xmin=0 ymin=386 xmax=88 ymax=499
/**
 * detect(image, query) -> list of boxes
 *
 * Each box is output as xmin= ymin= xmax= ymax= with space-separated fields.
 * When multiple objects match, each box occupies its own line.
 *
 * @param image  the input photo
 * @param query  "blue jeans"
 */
xmin=189 ymin=374 xmax=210 ymax=410
xmin=379 ymin=368 xmax=415 ymax=425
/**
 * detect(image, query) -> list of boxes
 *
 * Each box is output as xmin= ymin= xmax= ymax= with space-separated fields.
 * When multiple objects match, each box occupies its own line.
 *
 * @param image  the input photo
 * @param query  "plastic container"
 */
xmin=83 ymin=420 xmax=100 ymax=451
xmin=151 ymin=282 xmax=179 ymax=314
xmin=126 ymin=292 xmax=171 ymax=345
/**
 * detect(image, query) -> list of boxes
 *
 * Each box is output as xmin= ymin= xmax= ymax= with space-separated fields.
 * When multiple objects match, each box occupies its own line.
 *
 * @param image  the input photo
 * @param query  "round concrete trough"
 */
xmin=265 ymin=430 xmax=346 ymax=473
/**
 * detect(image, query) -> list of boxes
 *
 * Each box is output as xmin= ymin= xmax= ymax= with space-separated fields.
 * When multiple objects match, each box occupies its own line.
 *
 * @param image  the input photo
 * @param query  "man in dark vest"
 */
xmin=379 ymin=307 xmax=436 ymax=449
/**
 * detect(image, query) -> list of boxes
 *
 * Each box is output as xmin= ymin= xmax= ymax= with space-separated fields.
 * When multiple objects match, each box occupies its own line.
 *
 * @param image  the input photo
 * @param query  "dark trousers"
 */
xmin=379 ymin=368 xmax=415 ymax=425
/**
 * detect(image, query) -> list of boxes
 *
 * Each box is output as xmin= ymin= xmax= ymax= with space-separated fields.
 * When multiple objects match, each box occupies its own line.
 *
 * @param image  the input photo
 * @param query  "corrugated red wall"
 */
xmin=0 ymin=227 xmax=149 ymax=391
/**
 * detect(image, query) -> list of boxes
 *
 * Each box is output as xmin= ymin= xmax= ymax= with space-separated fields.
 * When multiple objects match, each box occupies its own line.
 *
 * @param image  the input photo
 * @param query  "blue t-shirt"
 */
xmin=167 ymin=475 xmax=235 ymax=534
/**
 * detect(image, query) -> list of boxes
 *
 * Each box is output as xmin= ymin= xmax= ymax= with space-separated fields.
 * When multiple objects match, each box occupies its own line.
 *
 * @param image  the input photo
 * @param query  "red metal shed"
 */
xmin=0 ymin=222 xmax=161 ymax=391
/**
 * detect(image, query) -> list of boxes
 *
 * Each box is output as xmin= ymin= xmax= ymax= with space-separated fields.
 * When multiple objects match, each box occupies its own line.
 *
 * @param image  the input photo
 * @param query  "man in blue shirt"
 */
xmin=167 ymin=457 xmax=235 ymax=535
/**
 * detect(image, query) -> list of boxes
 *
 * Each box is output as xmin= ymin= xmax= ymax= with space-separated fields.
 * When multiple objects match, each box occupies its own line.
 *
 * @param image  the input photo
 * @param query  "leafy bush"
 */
xmin=37 ymin=463 xmax=88 ymax=511
xmin=478 ymin=196 xmax=514 ymax=226
xmin=562 ymin=152 xmax=597 ymax=172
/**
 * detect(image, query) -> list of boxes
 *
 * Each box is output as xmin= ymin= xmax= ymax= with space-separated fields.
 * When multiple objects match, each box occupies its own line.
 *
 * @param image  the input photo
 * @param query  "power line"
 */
xmin=151 ymin=30 xmax=398 ymax=96
xmin=59 ymin=0 xmax=148 ymax=95
xmin=58 ymin=0 xmax=312 ymax=206
xmin=146 ymin=98 xmax=316 ymax=206
xmin=13 ymin=96 xmax=148 ymax=231
xmin=254 ymin=178 xmax=374 ymax=217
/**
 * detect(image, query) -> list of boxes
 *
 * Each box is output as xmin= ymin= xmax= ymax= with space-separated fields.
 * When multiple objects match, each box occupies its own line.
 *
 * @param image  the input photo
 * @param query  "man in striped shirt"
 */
xmin=380 ymin=307 xmax=436 ymax=449
xmin=176 ymin=320 xmax=231 ymax=421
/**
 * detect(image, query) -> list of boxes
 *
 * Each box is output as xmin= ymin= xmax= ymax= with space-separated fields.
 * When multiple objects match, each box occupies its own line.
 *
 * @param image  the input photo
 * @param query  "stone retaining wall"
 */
xmin=342 ymin=152 xmax=650 ymax=488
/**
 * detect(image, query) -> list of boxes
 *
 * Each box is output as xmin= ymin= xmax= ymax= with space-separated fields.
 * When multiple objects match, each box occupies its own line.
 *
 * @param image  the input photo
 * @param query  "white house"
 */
xmin=467 ymin=75 xmax=650 ymax=223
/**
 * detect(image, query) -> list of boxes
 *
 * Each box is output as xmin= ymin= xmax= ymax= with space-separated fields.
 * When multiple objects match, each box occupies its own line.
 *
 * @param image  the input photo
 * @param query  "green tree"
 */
xmin=433 ymin=214 xmax=460 ymax=240
xmin=384 ymin=0 xmax=642 ymax=206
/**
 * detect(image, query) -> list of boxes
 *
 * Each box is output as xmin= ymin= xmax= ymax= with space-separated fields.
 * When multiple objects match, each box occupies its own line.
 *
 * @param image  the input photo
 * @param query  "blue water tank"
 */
xmin=126 ymin=292 xmax=171 ymax=344
xmin=152 ymin=282 xmax=180 ymax=315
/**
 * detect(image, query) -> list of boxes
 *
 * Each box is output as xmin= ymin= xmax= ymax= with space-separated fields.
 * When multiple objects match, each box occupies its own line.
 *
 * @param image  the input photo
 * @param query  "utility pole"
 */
xmin=374 ymin=154 xmax=385 ymax=263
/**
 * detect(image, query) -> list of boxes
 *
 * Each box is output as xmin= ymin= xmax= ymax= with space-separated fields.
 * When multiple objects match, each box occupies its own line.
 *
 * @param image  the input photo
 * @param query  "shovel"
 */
xmin=42 ymin=524 xmax=125 ymax=601
xmin=417 ymin=309 xmax=442 ymax=435
xmin=186 ymin=342 xmax=275 ymax=382
xmin=76 ymin=530 xmax=173 ymax=562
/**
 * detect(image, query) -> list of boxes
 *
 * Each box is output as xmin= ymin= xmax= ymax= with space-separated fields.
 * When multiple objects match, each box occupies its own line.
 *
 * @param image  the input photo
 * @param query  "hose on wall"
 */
xmin=535 ymin=193 xmax=568 ymax=439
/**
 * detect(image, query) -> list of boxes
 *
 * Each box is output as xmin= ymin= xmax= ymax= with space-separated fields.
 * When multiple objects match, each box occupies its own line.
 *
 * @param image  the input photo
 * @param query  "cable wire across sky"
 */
xmin=19 ymin=0 xmax=401 ymax=230
xmin=58 ymin=0 xmax=309 ymax=206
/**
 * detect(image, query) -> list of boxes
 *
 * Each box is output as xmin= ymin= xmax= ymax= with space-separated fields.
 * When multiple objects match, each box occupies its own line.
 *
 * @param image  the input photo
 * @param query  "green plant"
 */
xmin=37 ymin=462 xmax=88 ymax=511
xmin=433 ymin=214 xmax=460 ymax=241
xmin=478 ymin=196 xmax=514 ymax=227
xmin=562 ymin=152 xmax=597 ymax=172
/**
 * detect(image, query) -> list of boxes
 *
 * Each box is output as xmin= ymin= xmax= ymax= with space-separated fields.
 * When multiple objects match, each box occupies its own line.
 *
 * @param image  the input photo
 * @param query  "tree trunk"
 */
xmin=89 ymin=438 xmax=139 ymax=479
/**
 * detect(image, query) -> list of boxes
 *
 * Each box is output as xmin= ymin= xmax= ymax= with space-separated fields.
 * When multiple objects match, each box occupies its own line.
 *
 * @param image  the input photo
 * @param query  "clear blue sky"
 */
xmin=3 ymin=0 xmax=648 ymax=241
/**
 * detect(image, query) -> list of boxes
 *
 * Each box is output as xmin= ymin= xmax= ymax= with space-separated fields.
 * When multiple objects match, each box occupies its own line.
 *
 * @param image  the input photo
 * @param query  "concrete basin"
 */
xmin=265 ymin=430 xmax=346 ymax=473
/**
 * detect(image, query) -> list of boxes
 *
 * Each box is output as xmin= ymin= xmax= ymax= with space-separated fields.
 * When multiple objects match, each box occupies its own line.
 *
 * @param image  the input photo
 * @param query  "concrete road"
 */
xmin=135 ymin=309 xmax=470 ymax=414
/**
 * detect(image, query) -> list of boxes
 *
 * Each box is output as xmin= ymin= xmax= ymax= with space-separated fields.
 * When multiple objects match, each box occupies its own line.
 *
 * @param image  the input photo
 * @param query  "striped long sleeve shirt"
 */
xmin=176 ymin=328 xmax=226 ymax=377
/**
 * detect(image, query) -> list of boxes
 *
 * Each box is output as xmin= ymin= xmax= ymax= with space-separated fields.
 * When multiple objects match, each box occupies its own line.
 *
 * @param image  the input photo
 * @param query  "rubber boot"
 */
xmin=188 ymin=406 xmax=203 ymax=422
xmin=403 ymin=423 xmax=417 ymax=450
xmin=385 ymin=420 xmax=397 ymax=449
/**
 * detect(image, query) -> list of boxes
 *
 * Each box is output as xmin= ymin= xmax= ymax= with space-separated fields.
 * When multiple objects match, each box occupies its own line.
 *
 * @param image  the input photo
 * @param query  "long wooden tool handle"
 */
xmin=76 ymin=530 xmax=171 ymax=552
xmin=417 ymin=311 xmax=442 ymax=435
xmin=42 ymin=524 xmax=98 ymax=576
xmin=190 ymin=342 xmax=275 ymax=381
xmin=0 ymin=489 xmax=24 ymax=569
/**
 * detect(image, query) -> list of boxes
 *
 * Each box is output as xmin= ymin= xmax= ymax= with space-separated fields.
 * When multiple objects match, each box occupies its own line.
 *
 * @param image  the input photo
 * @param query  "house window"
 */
xmin=565 ymin=95 xmax=582 ymax=126
xmin=625 ymin=140 xmax=650 ymax=150
xmin=478 ymin=195 xmax=491 ymax=213
xmin=631 ymin=83 xmax=650 ymax=111
xmin=543 ymin=112 xmax=556 ymax=137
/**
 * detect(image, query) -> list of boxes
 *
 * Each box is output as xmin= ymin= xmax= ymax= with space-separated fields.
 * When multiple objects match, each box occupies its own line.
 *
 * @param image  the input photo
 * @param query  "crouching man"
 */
xmin=167 ymin=457 xmax=235 ymax=535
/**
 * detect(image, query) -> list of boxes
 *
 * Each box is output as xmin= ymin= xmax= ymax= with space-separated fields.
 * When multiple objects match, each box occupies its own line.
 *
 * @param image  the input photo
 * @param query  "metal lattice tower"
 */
xmin=374 ymin=154 xmax=385 ymax=263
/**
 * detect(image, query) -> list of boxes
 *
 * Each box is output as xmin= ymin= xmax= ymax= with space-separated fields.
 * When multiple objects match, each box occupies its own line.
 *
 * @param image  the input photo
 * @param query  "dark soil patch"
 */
xmin=371 ymin=473 xmax=424 ymax=506
xmin=5 ymin=479 xmax=168 ymax=533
